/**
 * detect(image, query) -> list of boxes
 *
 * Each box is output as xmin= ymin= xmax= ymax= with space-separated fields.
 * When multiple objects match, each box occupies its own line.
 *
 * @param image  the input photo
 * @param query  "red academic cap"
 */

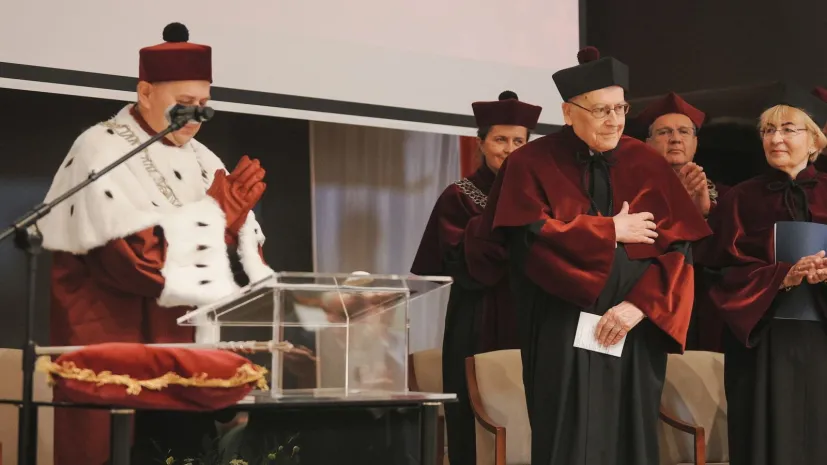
xmin=139 ymin=23 xmax=212 ymax=83
xmin=38 ymin=343 xmax=268 ymax=410
xmin=636 ymin=92 xmax=706 ymax=129
xmin=552 ymin=46 xmax=629 ymax=101
xmin=813 ymin=86 xmax=827 ymax=104
xmin=472 ymin=90 xmax=543 ymax=130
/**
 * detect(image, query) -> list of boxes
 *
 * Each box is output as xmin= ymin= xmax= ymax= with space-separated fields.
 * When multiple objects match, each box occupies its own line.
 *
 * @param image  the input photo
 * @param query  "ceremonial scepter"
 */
xmin=34 ymin=340 xmax=295 ymax=356
xmin=0 ymin=104 xmax=213 ymax=465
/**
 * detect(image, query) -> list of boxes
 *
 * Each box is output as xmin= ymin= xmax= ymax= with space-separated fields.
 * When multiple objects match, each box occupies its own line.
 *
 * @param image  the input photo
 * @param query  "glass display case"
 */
xmin=177 ymin=272 xmax=451 ymax=398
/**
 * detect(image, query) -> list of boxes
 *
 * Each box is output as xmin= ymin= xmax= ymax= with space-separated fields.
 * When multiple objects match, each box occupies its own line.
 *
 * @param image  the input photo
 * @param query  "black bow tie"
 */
xmin=767 ymin=178 xmax=817 ymax=222
xmin=575 ymin=150 xmax=616 ymax=167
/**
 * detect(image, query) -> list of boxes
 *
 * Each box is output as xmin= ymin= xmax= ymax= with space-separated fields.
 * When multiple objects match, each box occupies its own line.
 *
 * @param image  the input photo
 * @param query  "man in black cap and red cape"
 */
xmin=466 ymin=47 xmax=711 ymax=465
xmin=411 ymin=90 xmax=542 ymax=465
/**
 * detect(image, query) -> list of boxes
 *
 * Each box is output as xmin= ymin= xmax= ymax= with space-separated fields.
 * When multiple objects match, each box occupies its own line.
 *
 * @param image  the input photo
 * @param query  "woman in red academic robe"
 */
xmin=699 ymin=89 xmax=827 ymax=465
xmin=410 ymin=91 xmax=541 ymax=465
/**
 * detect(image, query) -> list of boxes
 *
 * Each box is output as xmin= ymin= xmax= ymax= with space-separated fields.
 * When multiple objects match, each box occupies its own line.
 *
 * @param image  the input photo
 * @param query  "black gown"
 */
xmin=507 ymin=153 xmax=685 ymax=465
xmin=439 ymin=248 xmax=485 ymax=465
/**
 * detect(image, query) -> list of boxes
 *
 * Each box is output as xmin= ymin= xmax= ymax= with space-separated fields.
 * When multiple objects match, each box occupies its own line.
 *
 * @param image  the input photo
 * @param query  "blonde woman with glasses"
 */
xmin=699 ymin=85 xmax=827 ymax=465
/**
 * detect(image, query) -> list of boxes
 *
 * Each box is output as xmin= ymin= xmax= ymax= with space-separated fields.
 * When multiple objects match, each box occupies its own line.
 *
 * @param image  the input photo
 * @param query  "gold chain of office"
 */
xmin=454 ymin=178 xmax=487 ymax=208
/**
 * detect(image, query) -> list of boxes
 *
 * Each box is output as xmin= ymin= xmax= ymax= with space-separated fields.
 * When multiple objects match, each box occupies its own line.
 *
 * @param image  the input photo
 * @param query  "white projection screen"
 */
xmin=0 ymin=1 xmax=581 ymax=135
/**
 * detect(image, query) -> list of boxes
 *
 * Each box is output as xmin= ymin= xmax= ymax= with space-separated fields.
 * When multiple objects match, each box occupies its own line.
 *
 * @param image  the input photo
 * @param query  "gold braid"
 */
xmin=36 ymin=356 xmax=269 ymax=395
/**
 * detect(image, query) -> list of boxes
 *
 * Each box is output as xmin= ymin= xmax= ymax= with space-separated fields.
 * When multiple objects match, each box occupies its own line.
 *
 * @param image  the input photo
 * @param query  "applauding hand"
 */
xmin=206 ymin=155 xmax=266 ymax=236
xmin=678 ymin=162 xmax=711 ymax=216
xmin=781 ymin=251 xmax=827 ymax=289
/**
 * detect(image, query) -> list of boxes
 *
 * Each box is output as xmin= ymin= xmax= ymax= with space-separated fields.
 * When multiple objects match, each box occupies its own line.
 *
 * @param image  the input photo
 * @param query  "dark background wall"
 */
xmin=585 ymin=0 xmax=827 ymax=99
xmin=0 ymin=89 xmax=313 ymax=348
xmin=584 ymin=0 xmax=827 ymax=186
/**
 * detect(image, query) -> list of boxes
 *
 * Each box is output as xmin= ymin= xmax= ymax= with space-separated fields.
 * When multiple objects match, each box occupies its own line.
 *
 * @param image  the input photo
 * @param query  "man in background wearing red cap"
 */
xmin=635 ymin=92 xmax=730 ymax=351
xmin=37 ymin=23 xmax=273 ymax=465
xmin=467 ymin=47 xmax=711 ymax=465
xmin=411 ymin=90 xmax=542 ymax=465
xmin=636 ymin=92 xmax=730 ymax=218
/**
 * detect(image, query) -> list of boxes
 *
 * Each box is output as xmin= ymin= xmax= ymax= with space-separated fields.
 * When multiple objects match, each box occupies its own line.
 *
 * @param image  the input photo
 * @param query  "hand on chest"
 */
xmin=545 ymin=162 xmax=663 ymax=222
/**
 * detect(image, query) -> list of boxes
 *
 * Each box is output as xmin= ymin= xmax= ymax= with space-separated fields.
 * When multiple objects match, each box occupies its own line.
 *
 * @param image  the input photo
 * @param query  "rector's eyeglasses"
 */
xmin=569 ymin=101 xmax=630 ymax=119
xmin=760 ymin=126 xmax=808 ymax=139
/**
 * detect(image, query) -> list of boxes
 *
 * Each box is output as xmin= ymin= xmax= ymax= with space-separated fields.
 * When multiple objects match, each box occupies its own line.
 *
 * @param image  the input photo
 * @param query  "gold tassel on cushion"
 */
xmin=35 ymin=356 xmax=269 ymax=395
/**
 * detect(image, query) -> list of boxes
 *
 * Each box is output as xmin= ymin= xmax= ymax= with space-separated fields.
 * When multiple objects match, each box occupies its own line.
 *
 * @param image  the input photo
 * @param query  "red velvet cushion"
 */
xmin=38 ymin=343 xmax=268 ymax=410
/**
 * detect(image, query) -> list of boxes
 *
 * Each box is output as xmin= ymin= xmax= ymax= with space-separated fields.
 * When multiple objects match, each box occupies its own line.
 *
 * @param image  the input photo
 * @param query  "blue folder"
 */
xmin=772 ymin=221 xmax=827 ymax=321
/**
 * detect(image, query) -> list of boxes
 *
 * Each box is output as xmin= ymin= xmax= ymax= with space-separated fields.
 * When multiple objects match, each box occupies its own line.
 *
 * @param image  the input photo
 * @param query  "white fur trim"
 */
xmin=37 ymin=124 xmax=163 ymax=254
xmin=157 ymin=197 xmax=240 ymax=307
xmin=38 ymin=104 xmax=277 ymax=319
xmin=237 ymin=211 xmax=275 ymax=284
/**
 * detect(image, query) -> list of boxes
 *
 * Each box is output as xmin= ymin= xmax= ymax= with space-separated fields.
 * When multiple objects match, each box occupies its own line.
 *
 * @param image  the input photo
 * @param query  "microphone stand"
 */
xmin=0 ymin=114 xmax=189 ymax=465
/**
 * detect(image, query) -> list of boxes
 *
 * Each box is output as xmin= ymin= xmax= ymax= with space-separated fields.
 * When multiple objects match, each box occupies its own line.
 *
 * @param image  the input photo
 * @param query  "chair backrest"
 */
xmin=409 ymin=348 xmax=448 ymax=464
xmin=0 ymin=349 xmax=54 ymax=465
xmin=410 ymin=348 xmax=443 ymax=394
xmin=471 ymin=350 xmax=530 ymax=465
xmin=659 ymin=350 xmax=728 ymax=465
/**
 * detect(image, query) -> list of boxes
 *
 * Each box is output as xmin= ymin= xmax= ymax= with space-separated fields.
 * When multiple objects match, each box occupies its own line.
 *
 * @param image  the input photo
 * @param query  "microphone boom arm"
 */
xmin=0 ymin=118 xmax=187 ymax=244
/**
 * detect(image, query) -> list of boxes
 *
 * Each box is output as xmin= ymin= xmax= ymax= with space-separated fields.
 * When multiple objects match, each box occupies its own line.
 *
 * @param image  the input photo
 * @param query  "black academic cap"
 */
xmin=761 ymin=82 xmax=827 ymax=128
xmin=552 ymin=46 xmax=629 ymax=101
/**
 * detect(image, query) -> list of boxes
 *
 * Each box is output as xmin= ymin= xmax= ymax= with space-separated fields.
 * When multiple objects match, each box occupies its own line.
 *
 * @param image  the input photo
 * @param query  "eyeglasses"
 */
xmin=568 ymin=101 xmax=631 ymax=119
xmin=652 ymin=127 xmax=696 ymax=139
xmin=760 ymin=127 xmax=808 ymax=139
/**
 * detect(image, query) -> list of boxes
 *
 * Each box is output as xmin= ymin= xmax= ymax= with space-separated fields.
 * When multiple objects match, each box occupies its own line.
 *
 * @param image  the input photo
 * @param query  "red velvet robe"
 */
xmin=411 ymin=163 xmax=516 ymax=351
xmin=697 ymin=163 xmax=827 ymax=345
xmin=470 ymin=126 xmax=711 ymax=465
xmin=411 ymin=163 xmax=516 ymax=465
xmin=481 ymin=126 xmax=711 ymax=347
xmin=697 ymin=163 xmax=827 ymax=465
xmin=42 ymin=105 xmax=272 ymax=465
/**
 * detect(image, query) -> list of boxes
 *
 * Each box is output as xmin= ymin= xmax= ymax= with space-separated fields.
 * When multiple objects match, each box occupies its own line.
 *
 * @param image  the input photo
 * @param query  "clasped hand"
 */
xmin=781 ymin=250 xmax=827 ymax=289
xmin=206 ymin=155 xmax=267 ymax=236
xmin=613 ymin=201 xmax=658 ymax=244
xmin=678 ymin=162 xmax=711 ymax=216
xmin=594 ymin=301 xmax=645 ymax=347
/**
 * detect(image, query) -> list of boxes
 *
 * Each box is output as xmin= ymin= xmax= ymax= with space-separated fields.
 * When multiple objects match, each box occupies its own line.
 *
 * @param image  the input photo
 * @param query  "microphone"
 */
xmin=165 ymin=104 xmax=215 ymax=128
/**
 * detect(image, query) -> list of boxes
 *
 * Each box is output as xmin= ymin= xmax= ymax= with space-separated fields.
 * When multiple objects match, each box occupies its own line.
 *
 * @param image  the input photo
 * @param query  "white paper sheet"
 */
xmin=573 ymin=312 xmax=626 ymax=357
